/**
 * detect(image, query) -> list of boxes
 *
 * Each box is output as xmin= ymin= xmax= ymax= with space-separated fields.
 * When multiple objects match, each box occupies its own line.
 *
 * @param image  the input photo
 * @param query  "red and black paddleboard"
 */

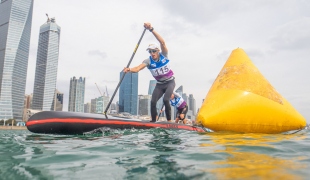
xmin=26 ymin=111 xmax=206 ymax=134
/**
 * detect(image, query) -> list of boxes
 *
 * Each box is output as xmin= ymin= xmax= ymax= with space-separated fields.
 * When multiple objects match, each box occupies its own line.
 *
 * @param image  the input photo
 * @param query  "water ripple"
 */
xmin=0 ymin=129 xmax=309 ymax=179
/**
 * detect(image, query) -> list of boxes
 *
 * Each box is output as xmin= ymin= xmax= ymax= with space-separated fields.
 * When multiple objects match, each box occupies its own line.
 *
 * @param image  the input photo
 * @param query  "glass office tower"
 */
xmin=32 ymin=17 xmax=61 ymax=111
xmin=188 ymin=94 xmax=197 ymax=115
xmin=51 ymin=89 xmax=63 ymax=111
xmin=138 ymin=95 xmax=151 ymax=116
xmin=0 ymin=0 xmax=34 ymax=121
xmin=119 ymin=72 xmax=138 ymax=115
xmin=175 ymin=85 xmax=183 ymax=96
xmin=148 ymin=80 xmax=156 ymax=95
xmin=182 ymin=93 xmax=188 ymax=104
xmin=68 ymin=77 xmax=85 ymax=112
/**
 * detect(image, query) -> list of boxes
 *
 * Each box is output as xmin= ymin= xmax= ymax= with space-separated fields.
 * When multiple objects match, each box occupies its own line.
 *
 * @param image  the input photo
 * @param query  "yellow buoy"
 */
xmin=197 ymin=48 xmax=306 ymax=133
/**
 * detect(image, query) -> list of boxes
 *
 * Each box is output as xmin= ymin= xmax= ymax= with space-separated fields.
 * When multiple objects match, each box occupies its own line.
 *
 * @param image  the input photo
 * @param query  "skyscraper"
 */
xmin=110 ymin=102 xmax=116 ymax=113
xmin=0 ymin=0 xmax=34 ymax=121
xmin=148 ymin=80 xmax=156 ymax=95
xmin=32 ymin=17 xmax=61 ymax=111
xmin=175 ymin=85 xmax=183 ymax=96
xmin=24 ymin=94 xmax=32 ymax=110
xmin=22 ymin=94 xmax=32 ymax=121
xmin=90 ymin=98 xmax=96 ymax=113
xmin=182 ymin=93 xmax=188 ymax=104
xmin=84 ymin=102 xmax=91 ymax=113
xmin=68 ymin=77 xmax=85 ymax=112
xmin=116 ymin=101 xmax=119 ymax=113
xmin=94 ymin=95 xmax=109 ymax=114
xmin=138 ymin=95 xmax=151 ymax=116
xmin=188 ymin=94 xmax=196 ymax=116
xmin=119 ymin=72 xmax=138 ymax=115
xmin=52 ymin=89 xmax=63 ymax=111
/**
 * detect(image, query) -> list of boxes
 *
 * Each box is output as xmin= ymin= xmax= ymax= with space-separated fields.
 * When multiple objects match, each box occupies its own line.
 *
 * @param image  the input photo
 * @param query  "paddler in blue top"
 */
xmin=160 ymin=92 xmax=189 ymax=124
xmin=123 ymin=22 xmax=175 ymax=122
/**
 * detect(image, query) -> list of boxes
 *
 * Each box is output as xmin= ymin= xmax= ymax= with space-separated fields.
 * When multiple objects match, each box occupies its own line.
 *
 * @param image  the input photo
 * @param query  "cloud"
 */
xmin=246 ymin=49 xmax=265 ymax=58
xmin=159 ymin=0 xmax=236 ymax=25
xmin=216 ymin=50 xmax=231 ymax=61
xmin=88 ymin=50 xmax=108 ymax=59
xmin=158 ymin=1 xmax=289 ymax=27
xmin=101 ymin=79 xmax=118 ymax=84
xmin=269 ymin=17 xmax=310 ymax=51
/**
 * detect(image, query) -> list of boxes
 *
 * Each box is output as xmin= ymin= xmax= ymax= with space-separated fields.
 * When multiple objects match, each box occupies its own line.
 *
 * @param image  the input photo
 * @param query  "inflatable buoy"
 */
xmin=197 ymin=48 xmax=306 ymax=133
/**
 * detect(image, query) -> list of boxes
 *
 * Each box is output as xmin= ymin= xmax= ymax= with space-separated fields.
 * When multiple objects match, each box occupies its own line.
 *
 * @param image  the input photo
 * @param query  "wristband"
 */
xmin=149 ymin=27 xmax=154 ymax=32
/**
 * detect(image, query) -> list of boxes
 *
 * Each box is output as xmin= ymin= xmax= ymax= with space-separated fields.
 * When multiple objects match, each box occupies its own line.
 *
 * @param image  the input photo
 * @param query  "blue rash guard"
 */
xmin=147 ymin=53 xmax=174 ymax=82
xmin=170 ymin=93 xmax=187 ymax=110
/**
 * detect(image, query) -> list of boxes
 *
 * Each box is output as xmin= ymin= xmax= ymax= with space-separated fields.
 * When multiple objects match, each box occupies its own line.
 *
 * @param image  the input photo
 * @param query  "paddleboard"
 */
xmin=26 ymin=111 xmax=207 ymax=134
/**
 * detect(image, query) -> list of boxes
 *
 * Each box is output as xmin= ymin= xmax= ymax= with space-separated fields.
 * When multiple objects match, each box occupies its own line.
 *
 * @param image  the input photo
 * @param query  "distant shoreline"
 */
xmin=0 ymin=126 xmax=27 ymax=130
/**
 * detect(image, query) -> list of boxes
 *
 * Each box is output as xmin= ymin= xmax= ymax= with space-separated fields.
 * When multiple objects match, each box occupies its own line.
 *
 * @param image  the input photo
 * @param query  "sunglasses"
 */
xmin=148 ymin=49 xmax=158 ymax=54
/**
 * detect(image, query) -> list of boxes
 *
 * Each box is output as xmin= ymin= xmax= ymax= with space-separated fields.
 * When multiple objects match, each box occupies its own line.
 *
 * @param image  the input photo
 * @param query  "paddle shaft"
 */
xmin=156 ymin=103 xmax=165 ymax=121
xmin=104 ymin=28 xmax=147 ymax=116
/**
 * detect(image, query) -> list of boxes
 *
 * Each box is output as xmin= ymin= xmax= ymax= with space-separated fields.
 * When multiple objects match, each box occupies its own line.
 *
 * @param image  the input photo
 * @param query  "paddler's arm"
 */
xmin=144 ymin=22 xmax=168 ymax=55
xmin=123 ymin=63 xmax=146 ymax=73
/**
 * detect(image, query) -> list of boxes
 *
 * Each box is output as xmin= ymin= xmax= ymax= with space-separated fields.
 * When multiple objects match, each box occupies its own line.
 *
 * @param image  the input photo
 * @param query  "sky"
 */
xmin=26 ymin=0 xmax=310 ymax=122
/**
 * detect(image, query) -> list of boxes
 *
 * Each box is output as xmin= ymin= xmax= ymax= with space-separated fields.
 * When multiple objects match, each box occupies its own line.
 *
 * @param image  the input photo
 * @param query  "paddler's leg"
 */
xmin=151 ymin=85 xmax=164 ymax=122
xmin=163 ymin=80 xmax=176 ymax=122
xmin=179 ymin=114 xmax=185 ymax=121
xmin=179 ymin=105 xmax=188 ymax=124
xmin=175 ymin=111 xmax=181 ymax=123
xmin=175 ymin=118 xmax=180 ymax=124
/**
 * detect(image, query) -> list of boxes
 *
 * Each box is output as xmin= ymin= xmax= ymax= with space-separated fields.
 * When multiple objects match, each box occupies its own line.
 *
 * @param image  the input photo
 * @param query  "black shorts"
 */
xmin=176 ymin=105 xmax=188 ymax=120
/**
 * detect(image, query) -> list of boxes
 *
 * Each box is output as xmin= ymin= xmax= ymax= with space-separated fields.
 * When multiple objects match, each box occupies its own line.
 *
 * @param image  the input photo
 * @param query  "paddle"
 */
xmin=156 ymin=103 xmax=165 ymax=121
xmin=104 ymin=28 xmax=147 ymax=118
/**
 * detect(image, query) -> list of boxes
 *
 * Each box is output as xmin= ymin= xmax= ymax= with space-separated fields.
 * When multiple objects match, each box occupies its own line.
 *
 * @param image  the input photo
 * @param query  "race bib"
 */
xmin=150 ymin=64 xmax=171 ymax=77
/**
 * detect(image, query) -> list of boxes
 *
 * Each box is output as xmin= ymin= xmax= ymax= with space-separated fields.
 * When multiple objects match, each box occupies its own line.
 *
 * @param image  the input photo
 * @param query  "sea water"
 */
xmin=0 ymin=128 xmax=309 ymax=180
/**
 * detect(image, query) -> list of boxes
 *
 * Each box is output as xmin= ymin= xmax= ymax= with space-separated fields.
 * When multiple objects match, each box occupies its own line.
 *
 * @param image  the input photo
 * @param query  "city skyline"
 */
xmin=0 ymin=0 xmax=34 ymax=121
xmin=3 ymin=0 xmax=307 ymax=122
xmin=24 ymin=0 xmax=234 ymax=116
xmin=32 ymin=17 xmax=61 ymax=111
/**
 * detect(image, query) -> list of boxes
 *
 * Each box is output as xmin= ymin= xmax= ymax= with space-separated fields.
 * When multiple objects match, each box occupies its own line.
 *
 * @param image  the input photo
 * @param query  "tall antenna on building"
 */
xmin=46 ymin=13 xmax=50 ymax=22
xmin=106 ymin=86 xmax=109 ymax=97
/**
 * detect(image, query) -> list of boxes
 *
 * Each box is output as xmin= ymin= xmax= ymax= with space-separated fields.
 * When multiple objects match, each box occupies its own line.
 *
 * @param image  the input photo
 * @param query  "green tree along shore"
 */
xmin=0 ymin=119 xmax=27 ymax=130
xmin=0 ymin=119 xmax=16 ymax=125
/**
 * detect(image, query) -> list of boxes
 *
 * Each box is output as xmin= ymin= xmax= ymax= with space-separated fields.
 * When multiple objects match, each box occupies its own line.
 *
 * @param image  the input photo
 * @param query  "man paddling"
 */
xmin=123 ymin=22 xmax=175 ymax=122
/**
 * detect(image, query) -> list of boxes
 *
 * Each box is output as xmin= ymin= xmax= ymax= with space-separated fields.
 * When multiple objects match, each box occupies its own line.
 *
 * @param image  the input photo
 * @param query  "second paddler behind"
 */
xmin=160 ymin=92 xmax=189 ymax=125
